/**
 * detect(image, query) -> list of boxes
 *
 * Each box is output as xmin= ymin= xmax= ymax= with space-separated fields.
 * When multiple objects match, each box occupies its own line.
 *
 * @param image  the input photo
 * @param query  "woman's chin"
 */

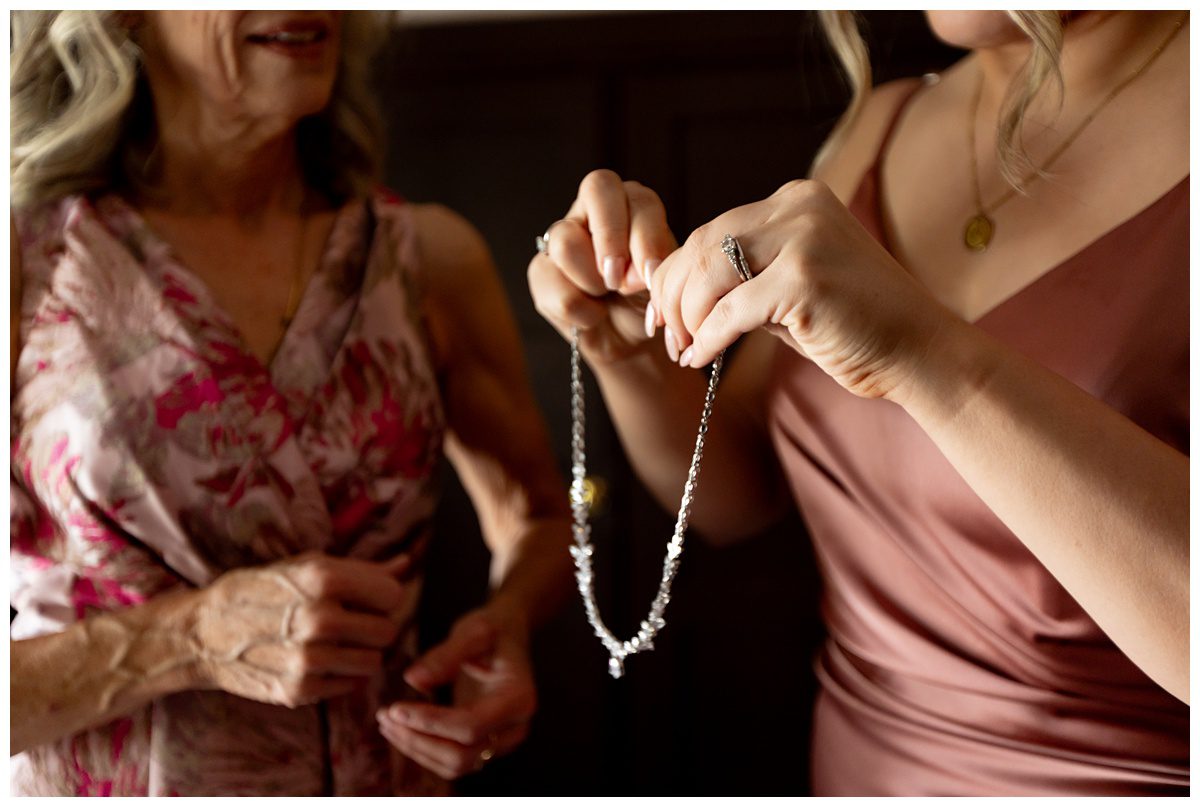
xmin=924 ymin=10 xmax=1028 ymax=50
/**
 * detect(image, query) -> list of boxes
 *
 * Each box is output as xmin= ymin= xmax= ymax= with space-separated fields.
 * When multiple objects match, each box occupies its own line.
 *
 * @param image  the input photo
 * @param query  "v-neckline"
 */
xmin=871 ymin=171 xmax=1189 ymax=328
xmin=864 ymin=82 xmax=1190 ymax=328
xmin=104 ymin=194 xmax=361 ymax=377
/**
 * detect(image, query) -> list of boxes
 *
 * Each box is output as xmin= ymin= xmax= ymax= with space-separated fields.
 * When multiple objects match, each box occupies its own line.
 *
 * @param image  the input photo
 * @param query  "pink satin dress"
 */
xmin=11 ymin=191 xmax=450 ymax=795
xmin=766 ymin=84 xmax=1189 ymax=795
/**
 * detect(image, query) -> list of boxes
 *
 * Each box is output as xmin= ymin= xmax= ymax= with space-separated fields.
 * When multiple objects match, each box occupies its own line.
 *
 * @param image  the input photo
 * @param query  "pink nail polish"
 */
xmin=643 ymin=259 xmax=661 ymax=289
xmin=679 ymin=346 xmax=694 ymax=367
xmin=602 ymin=256 xmax=624 ymax=291
xmin=644 ymin=303 xmax=657 ymax=338
xmin=664 ymin=327 xmax=680 ymax=363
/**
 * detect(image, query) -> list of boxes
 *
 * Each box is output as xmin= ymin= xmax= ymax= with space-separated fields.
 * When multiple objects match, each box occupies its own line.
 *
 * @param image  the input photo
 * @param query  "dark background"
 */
xmin=377 ymin=11 xmax=962 ymax=795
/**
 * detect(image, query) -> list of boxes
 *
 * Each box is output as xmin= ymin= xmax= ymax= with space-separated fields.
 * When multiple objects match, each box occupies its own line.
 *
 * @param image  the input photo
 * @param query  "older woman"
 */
xmin=529 ymin=10 xmax=1188 ymax=796
xmin=10 ymin=10 xmax=571 ymax=796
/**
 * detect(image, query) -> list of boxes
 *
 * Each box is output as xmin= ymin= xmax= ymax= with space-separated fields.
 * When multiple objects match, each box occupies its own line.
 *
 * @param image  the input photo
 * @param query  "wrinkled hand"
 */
xmin=376 ymin=609 xmax=536 ymax=780
xmin=650 ymin=179 xmax=952 ymax=401
xmin=528 ymin=168 xmax=677 ymax=365
xmin=192 ymin=551 xmax=413 ymax=708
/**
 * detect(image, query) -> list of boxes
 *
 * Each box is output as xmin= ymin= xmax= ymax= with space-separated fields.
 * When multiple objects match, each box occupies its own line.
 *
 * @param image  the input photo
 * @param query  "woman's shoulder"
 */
xmin=368 ymin=188 xmax=486 ymax=262
xmin=11 ymin=194 xmax=88 ymax=247
xmin=380 ymin=195 xmax=491 ymax=293
xmin=811 ymin=76 xmax=929 ymax=203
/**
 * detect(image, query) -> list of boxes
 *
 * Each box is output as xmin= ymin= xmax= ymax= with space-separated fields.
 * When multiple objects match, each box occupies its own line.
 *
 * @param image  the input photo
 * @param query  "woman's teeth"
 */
xmin=250 ymin=30 xmax=323 ymax=44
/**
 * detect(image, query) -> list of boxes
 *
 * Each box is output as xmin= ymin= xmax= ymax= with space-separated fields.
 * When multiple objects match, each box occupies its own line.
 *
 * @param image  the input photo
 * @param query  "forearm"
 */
xmin=590 ymin=342 xmax=787 ymax=542
xmin=444 ymin=434 xmax=575 ymax=638
xmin=11 ymin=587 xmax=206 ymax=755
xmin=897 ymin=317 xmax=1189 ymax=701
xmin=483 ymin=514 xmax=575 ymax=637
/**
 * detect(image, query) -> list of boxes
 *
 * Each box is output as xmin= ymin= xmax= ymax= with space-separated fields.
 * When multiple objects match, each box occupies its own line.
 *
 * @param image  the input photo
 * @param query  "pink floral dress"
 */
xmin=11 ymin=191 xmax=450 ymax=795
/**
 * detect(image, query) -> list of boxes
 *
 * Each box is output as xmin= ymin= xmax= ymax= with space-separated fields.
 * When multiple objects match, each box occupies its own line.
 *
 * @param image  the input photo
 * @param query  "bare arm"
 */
xmin=11 ymin=554 xmax=411 ymax=755
xmin=376 ymin=205 xmax=576 ymax=777
xmin=589 ymin=329 xmax=788 ymax=542
xmin=11 ymin=589 xmax=203 ymax=755
xmin=415 ymin=204 xmax=574 ymax=632
xmin=899 ymin=320 xmax=1189 ymax=702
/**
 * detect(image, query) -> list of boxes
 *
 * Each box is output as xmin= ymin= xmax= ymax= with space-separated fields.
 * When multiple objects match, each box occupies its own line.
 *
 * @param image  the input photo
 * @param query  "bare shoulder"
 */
xmin=407 ymin=202 xmax=515 ymax=370
xmin=409 ymin=202 xmax=493 ymax=295
xmin=811 ymin=77 xmax=926 ymax=203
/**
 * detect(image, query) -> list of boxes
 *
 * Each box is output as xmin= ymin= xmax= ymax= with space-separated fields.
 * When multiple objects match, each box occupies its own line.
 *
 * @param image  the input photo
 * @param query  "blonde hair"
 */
xmin=814 ymin=10 xmax=1065 ymax=190
xmin=10 ymin=10 xmax=389 ymax=209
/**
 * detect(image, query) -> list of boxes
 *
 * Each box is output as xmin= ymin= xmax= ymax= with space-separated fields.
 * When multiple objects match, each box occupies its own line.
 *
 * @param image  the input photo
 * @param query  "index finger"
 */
xmin=571 ymin=169 xmax=632 ymax=292
xmin=625 ymin=181 xmax=676 ymax=293
xmin=379 ymin=690 xmax=527 ymax=747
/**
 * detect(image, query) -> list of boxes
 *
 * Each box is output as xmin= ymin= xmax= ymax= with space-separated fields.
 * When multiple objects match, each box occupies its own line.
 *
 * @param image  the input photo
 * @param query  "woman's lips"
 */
xmin=246 ymin=22 xmax=330 ymax=59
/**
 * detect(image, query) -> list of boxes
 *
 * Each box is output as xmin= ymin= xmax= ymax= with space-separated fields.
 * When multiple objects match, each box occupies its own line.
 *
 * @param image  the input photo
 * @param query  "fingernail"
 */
xmin=679 ymin=346 xmax=694 ymax=367
xmin=602 ymin=256 xmax=624 ymax=291
xmin=664 ymin=327 xmax=679 ymax=363
xmin=643 ymin=259 xmax=661 ymax=289
xmin=644 ymin=303 xmax=657 ymax=338
xmin=389 ymin=705 xmax=411 ymax=723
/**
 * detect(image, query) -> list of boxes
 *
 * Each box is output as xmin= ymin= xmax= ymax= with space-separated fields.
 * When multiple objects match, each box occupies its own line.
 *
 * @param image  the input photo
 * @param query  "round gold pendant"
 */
xmin=964 ymin=214 xmax=993 ymax=252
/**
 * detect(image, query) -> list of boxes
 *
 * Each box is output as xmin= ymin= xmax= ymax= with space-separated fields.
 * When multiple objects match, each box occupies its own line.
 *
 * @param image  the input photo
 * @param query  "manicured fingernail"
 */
xmin=664 ymin=327 xmax=680 ymax=363
xmin=644 ymin=303 xmax=657 ymax=338
xmin=389 ymin=705 xmax=411 ymax=722
xmin=643 ymin=259 xmax=661 ymax=289
xmin=679 ymin=346 xmax=694 ymax=367
xmin=602 ymin=256 xmax=624 ymax=291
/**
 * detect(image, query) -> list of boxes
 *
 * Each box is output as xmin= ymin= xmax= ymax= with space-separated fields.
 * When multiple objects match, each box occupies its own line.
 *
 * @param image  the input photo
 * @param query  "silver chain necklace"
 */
xmin=568 ymin=327 xmax=724 ymax=678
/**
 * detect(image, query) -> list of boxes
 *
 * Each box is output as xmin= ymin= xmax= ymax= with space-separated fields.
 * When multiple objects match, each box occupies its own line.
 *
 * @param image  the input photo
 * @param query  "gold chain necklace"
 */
xmin=964 ymin=13 xmax=1186 ymax=252
xmin=281 ymin=202 xmax=309 ymax=327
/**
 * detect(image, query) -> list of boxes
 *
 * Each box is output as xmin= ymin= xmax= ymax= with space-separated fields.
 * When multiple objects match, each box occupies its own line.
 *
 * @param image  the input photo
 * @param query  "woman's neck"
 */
xmin=141 ymin=88 xmax=308 ymax=220
xmin=973 ymin=11 xmax=1186 ymax=122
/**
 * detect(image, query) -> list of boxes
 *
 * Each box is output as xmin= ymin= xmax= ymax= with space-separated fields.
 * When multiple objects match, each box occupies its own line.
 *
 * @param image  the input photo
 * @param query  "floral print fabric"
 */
xmin=11 ymin=191 xmax=447 ymax=795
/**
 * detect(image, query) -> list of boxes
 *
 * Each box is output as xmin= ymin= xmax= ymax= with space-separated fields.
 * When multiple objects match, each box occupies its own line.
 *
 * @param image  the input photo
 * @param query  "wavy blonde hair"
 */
xmin=10 ymin=10 xmax=389 ymax=210
xmin=815 ymin=10 xmax=1065 ymax=190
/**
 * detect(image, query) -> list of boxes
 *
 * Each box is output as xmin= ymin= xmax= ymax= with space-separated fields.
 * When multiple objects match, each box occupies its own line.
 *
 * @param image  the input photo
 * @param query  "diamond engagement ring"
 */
xmin=720 ymin=234 xmax=753 ymax=283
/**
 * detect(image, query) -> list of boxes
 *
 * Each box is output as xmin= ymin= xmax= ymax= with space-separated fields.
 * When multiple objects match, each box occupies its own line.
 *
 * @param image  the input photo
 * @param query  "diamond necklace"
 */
xmin=568 ymin=327 xmax=723 ymax=679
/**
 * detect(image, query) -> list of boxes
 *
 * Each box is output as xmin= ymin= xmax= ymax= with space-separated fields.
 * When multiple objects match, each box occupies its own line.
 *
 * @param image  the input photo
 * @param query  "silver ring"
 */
xmin=721 ymin=234 xmax=753 ymax=283
xmin=536 ymin=219 xmax=571 ymax=255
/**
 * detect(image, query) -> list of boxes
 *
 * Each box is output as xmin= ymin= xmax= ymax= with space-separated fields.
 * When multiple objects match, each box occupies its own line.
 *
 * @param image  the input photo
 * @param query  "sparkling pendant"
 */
xmin=608 ymin=656 xmax=625 ymax=679
xmin=964 ymin=213 xmax=994 ymax=252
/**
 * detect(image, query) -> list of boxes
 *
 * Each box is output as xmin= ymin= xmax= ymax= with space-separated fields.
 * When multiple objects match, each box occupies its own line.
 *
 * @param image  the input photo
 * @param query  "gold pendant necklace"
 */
xmin=965 ymin=12 xmax=1186 ymax=253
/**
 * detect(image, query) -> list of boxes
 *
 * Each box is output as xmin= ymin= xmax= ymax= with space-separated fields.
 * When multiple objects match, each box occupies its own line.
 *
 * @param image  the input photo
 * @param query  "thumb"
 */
xmin=404 ymin=612 xmax=498 ymax=695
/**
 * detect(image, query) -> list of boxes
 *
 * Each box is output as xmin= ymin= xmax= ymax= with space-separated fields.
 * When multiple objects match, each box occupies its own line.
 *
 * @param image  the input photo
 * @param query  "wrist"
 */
xmin=131 ymin=586 xmax=212 ymax=695
xmin=888 ymin=314 xmax=1001 ymax=428
xmin=476 ymin=594 xmax=535 ymax=647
